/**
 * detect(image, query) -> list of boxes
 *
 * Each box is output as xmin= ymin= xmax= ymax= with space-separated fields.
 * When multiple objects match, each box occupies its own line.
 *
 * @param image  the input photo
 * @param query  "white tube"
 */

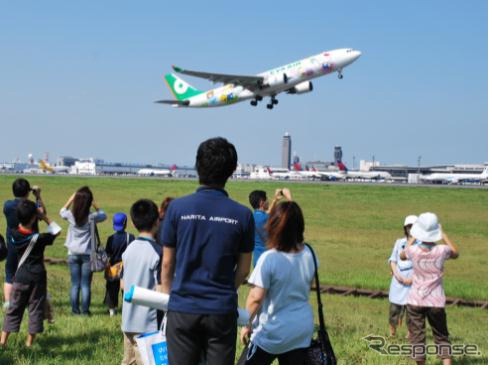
xmin=124 ymin=285 xmax=250 ymax=326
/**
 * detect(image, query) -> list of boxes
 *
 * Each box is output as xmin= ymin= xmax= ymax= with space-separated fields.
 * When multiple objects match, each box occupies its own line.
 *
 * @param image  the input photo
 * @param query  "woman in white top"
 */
xmin=387 ymin=215 xmax=417 ymax=337
xmin=240 ymin=201 xmax=315 ymax=365
xmin=60 ymin=187 xmax=106 ymax=315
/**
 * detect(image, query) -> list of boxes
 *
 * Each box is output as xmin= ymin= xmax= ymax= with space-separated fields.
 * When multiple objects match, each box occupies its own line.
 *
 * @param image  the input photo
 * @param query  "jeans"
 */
xmin=68 ymin=254 xmax=92 ymax=314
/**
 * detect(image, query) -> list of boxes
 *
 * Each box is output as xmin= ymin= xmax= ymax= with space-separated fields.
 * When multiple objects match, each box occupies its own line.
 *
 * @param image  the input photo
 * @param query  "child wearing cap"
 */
xmin=387 ymin=215 xmax=417 ymax=337
xmin=400 ymin=212 xmax=459 ymax=365
xmin=104 ymin=212 xmax=135 ymax=316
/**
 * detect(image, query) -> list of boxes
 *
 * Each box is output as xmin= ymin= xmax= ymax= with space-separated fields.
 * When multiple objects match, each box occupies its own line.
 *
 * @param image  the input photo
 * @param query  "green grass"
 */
xmin=0 ymin=264 xmax=487 ymax=364
xmin=0 ymin=175 xmax=487 ymax=364
xmin=0 ymin=175 xmax=487 ymax=299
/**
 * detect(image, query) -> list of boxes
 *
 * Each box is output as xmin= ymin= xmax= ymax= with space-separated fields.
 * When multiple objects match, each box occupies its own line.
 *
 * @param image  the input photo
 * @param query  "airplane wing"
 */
xmin=155 ymin=99 xmax=190 ymax=106
xmin=172 ymin=65 xmax=264 ymax=90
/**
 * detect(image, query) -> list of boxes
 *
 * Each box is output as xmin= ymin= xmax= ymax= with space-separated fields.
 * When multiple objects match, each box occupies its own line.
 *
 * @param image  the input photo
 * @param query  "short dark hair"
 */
xmin=130 ymin=199 xmax=159 ymax=232
xmin=249 ymin=190 xmax=267 ymax=209
xmin=266 ymin=201 xmax=304 ymax=252
xmin=195 ymin=137 xmax=238 ymax=187
xmin=12 ymin=178 xmax=31 ymax=198
xmin=16 ymin=199 xmax=38 ymax=226
xmin=404 ymin=224 xmax=412 ymax=238
xmin=73 ymin=186 xmax=93 ymax=227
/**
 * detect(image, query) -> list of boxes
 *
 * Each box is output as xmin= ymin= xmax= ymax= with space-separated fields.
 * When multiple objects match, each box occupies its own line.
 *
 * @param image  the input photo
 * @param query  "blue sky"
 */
xmin=0 ymin=0 xmax=487 ymax=167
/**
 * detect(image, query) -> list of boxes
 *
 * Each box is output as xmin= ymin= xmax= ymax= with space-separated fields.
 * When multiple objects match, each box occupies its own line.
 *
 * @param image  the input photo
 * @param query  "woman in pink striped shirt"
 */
xmin=400 ymin=212 xmax=459 ymax=365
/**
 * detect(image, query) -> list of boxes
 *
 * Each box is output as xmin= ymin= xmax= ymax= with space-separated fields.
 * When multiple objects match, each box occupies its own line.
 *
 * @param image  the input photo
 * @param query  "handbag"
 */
xmin=305 ymin=243 xmax=337 ymax=365
xmin=105 ymin=233 xmax=129 ymax=281
xmin=0 ymin=234 xmax=7 ymax=262
xmin=136 ymin=315 xmax=168 ymax=365
xmin=89 ymin=217 xmax=108 ymax=272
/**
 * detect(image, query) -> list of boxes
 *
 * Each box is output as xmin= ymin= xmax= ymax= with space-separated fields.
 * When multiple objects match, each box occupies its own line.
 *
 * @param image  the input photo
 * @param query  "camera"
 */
xmin=31 ymin=185 xmax=41 ymax=197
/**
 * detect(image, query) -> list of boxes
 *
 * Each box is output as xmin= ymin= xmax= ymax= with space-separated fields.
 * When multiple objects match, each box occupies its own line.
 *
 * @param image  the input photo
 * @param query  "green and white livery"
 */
xmin=156 ymin=48 xmax=361 ymax=109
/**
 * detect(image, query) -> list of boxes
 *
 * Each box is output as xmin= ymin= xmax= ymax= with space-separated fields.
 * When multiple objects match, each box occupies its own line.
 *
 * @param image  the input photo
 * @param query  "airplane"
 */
xmin=137 ymin=168 xmax=172 ymax=177
xmin=39 ymin=159 xmax=70 ymax=174
xmin=336 ymin=161 xmax=392 ymax=181
xmin=156 ymin=48 xmax=361 ymax=109
xmin=419 ymin=167 xmax=488 ymax=184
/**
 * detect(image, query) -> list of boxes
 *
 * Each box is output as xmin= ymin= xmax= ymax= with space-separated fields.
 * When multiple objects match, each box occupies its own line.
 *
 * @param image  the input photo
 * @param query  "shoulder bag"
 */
xmin=305 ymin=243 xmax=337 ymax=365
xmin=105 ymin=232 xmax=129 ymax=281
xmin=89 ymin=217 xmax=108 ymax=272
xmin=16 ymin=234 xmax=39 ymax=271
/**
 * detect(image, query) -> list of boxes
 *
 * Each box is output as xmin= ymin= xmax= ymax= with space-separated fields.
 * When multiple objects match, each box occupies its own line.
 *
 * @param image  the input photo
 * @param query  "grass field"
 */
xmin=0 ymin=175 xmax=487 ymax=364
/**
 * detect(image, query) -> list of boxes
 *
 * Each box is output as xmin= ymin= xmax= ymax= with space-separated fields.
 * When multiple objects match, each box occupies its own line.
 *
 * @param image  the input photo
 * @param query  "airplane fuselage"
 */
xmin=182 ymin=48 xmax=361 ymax=108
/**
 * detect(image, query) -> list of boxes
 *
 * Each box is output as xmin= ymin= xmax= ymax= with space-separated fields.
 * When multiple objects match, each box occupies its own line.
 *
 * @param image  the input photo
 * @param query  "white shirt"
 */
xmin=248 ymin=247 xmax=315 ymax=354
xmin=388 ymin=237 xmax=413 ymax=305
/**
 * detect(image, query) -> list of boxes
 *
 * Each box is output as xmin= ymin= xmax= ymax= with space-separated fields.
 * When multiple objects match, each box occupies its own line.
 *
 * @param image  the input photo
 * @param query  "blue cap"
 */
xmin=113 ymin=212 xmax=127 ymax=231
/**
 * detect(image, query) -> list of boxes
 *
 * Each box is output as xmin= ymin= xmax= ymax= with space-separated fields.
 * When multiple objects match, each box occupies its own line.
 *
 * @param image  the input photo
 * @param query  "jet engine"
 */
xmin=287 ymin=81 xmax=313 ymax=94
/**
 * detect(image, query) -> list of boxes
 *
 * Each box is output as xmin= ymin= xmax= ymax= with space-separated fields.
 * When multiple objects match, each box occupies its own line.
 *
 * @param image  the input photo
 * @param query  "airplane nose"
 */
xmin=353 ymin=50 xmax=362 ymax=59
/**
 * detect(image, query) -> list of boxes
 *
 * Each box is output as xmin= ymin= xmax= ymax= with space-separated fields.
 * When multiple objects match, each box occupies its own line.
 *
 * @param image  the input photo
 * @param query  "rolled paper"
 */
xmin=124 ymin=285 xmax=251 ymax=326
xmin=124 ymin=285 xmax=170 ymax=311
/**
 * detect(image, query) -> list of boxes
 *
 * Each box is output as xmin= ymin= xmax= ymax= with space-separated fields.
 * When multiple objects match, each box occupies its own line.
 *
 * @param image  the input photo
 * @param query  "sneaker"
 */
xmin=109 ymin=308 xmax=117 ymax=317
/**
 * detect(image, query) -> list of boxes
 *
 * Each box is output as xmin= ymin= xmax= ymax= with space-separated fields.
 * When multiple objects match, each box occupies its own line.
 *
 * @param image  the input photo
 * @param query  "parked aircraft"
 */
xmin=39 ymin=160 xmax=70 ymax=174
xmin=336 ymin=161 xmax=392 ymax=181
xmin=420 ymin=167 xmax=488 ymax=184
xmin=137 ymin=168 xmax=172 ymax=177
xmin=156 ymin=48 xmax=361 ymax=109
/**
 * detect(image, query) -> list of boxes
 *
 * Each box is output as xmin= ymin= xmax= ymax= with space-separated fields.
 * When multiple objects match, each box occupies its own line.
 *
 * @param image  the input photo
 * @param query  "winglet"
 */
xmin=172 ymin=65 xmax=183 ymax=73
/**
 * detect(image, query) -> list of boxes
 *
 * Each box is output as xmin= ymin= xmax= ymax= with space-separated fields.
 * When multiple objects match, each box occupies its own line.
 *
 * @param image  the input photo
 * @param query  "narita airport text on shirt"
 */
xmin=180 ymin=214 xmax=239 ymax=225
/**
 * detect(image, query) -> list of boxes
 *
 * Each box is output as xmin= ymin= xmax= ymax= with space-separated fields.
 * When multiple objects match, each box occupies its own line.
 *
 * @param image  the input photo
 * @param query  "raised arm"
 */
xmin=442 ymin=231 xmax=459 ymax=259
xmin=62 ymin=193 xmax=76 ymax=210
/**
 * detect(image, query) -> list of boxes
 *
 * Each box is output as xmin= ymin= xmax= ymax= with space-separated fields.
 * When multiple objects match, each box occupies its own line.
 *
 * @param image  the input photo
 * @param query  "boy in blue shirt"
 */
xmin=248 ymin=188 xmax=292 ymax=267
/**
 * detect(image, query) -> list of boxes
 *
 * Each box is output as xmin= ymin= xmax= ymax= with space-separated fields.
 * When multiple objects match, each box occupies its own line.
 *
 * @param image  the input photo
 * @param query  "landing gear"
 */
xmin=250 ymin=95 xmax=263 ymax=107
xmin=266 ymin=96 xmax=278 ymax=109
xmin=337 ymin=70 xmax=344 ymax=79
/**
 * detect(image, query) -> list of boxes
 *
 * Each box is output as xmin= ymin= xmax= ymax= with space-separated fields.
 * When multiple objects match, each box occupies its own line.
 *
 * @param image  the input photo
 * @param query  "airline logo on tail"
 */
xmin=336 ymin=161 xmax=348 ymax=172
xmin=164 ymin=74 xmax=203 ymax=101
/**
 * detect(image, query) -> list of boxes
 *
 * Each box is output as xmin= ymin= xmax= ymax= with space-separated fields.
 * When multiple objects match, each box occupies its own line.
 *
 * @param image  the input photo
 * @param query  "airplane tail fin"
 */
xmin=164 ymin=73 xmax=204 ymax=101
xmin=336 ymin=160 xmax=348 ymax=173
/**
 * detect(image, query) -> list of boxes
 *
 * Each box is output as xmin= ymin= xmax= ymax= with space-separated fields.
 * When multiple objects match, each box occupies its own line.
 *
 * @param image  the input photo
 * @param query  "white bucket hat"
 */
xmin=410 ymin=212 xmax=442 ymax=242
xmin=404 ymin=215 xmax=418 ymax=227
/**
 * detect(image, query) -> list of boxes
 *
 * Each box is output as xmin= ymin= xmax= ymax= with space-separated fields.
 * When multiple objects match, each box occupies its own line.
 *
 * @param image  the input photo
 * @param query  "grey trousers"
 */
xmin=2 ymin=280 xmax=46 ymax=334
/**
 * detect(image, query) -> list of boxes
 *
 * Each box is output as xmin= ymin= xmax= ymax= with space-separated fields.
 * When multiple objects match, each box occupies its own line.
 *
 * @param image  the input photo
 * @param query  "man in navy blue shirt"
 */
xmin=161 ymin=137 xmax=254 ymax=365
xmin=3 ymin=178 xmax=46 ymax=311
